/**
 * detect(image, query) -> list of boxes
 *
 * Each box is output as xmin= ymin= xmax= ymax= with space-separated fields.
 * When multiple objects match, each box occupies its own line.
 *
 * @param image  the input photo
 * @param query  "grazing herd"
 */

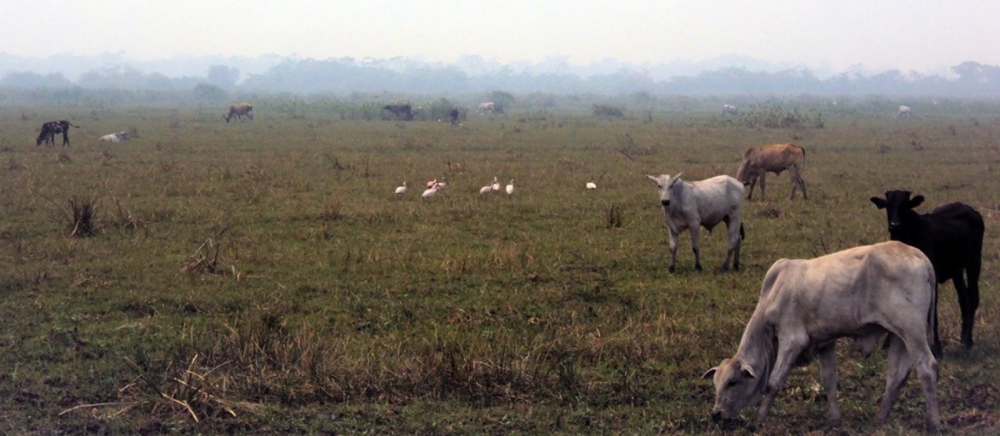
xmin=667 ymin=142 xmax=982 ymax=430
xmin=395 ymin=133 xmax=981 ymax=431
xmin=25 ymin=101 xmax=985 ymax=431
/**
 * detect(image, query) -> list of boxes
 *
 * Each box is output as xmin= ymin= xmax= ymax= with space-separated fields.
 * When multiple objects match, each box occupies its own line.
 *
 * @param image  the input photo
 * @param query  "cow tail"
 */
xmin=740 ymin=223 xmax=745 ymax=240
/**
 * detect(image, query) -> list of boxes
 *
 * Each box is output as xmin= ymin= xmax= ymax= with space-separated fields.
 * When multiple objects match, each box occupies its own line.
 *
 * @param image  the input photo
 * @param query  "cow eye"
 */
xmin=726 ymin=380 xmax=739 ymax=387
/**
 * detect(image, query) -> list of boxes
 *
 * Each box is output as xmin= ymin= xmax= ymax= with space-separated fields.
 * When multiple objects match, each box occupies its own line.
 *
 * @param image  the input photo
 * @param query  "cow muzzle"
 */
xmin=711 ymin=408 xmax=724 ymax=421
xmin=661 ymin=200 xmax=670 ymax=207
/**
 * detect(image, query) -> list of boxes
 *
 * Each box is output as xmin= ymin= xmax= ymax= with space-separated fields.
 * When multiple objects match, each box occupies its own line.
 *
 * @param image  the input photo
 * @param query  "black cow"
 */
xmin=449 ymin=107 xmax=459 ymax=125
xmin=383 ymin=104 xmax=413 ymax=121
xmin=871 ymin=190 xmax=984 ymax=354
xmin=36 ymin=120 xmax=79 ymax=147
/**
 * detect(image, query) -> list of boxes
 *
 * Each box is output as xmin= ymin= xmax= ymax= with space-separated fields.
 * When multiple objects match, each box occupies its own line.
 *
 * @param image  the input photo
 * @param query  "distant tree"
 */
xmin=488 ymin=90 xmax=515 ymax=113
xmin=207 ymin=65 xmax=240 ymax=90
xmin=0 ymin=71 xmax=73 ymax=88
xmin=951 ymin=62 xmax=1000 ymax=95
xmin=428 ymin=97 xmax=458 ymax=121
xmin=193 ymin=83 xmax=228 ymax=102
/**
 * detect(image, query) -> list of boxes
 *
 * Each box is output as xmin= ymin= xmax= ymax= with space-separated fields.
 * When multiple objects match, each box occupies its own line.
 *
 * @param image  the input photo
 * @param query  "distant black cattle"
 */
xmin=36 ymin=120 xmax=79 ymax=147
xmin=449 ymin=107 xmax=459 ymax=125
xmin=383 ymin=104 xmax=413 ymax=121
xmin=871 ymin=190 xmax=984 ymax=354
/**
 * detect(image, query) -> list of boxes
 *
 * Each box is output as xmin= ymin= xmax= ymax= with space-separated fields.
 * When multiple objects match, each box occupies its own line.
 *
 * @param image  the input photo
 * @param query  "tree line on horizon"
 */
xmin=2 ymin=59 xmax=1000 ymax=98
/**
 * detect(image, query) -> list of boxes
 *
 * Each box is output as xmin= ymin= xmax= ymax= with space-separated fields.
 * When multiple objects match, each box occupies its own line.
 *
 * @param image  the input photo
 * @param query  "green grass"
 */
xmin=1 ymin=103 xmax=999 ymax=434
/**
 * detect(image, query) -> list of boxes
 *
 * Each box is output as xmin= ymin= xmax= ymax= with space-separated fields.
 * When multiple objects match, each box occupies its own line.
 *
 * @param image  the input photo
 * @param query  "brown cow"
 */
xmin=225 ymin=103 xmax=253 ymax=123
xmin=735 ymin=143 xmax=807 ymax=200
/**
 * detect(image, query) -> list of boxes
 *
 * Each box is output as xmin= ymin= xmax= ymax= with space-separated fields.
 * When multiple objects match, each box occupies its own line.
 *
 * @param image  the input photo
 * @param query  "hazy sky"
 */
xmin=4 ymin=0 xmax=999 ymax=73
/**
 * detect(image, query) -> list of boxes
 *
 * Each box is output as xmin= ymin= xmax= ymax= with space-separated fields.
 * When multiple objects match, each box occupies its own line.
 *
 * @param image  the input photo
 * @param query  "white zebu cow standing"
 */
xmin=98 ymin=131 xmax=130 ymax=143
xmin=477 ymin=102 xmax=495 ymax=115
xmin=646 ymin=174 xmax=745 ymax=272
xmin=704 ymin=241 xmax=940 ymax=431
xmin=722 ymin=104 xmax=739 ymax=116
xmin=897 ymin=105 xmax=912 ymax=118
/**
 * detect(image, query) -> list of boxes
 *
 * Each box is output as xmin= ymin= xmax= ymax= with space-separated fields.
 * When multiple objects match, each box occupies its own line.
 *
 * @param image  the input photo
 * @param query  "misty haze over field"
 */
xmin=3 ymin=51 xmax=1000 ymax=97
xmin=3 ymin=1 xmax=1000 ymax=97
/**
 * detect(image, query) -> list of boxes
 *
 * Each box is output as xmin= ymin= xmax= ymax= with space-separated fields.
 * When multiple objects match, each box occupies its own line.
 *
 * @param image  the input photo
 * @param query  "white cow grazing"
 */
xmin=722 ymin=104 xmax=739 ymax=116
xmin=897 ymin=105 xmax=912 ymax=118
xmin=704 ymin=241 xmax=940 ymax=431
xmin=478 ymin=102 xmax=495 ymax=114
xmin=647 ymin=174 xmax=744 ymax=272
xmin=98 ymin=131 xmax=129 ymax=143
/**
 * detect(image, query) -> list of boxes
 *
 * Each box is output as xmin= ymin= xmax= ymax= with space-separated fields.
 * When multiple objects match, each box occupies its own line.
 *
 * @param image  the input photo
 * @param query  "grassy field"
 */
xmin=1 ymin=100 xmax=999 ymax=434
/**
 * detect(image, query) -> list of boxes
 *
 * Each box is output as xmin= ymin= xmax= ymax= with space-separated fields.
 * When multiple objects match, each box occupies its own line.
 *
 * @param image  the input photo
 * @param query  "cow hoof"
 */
xmin=695 ymin=264 xmax=703 ymax=272
xmin=668 ymin=266 xmax=675 ymax=273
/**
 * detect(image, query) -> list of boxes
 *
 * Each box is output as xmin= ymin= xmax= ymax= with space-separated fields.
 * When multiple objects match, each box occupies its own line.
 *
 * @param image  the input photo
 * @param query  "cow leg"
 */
xmin=818 ymin=343 xmax=841 ymax=424
xmin=721 ymin=217 xmax=740 ymax=271
xmin=954 ymin=271 xmax=978 ymax=349
xmin=881 ymin=332 xmax=940 ymax=431
xmin=876 ymin=334 xmax=910 ymax=425
xmin=746 ymin=177 xmax=757 ymax=200
xmin=789 ymin=170 xmax=798 ymax=199
xmin=758 ymin=174 xmax=766 ymax=200
xmin=795 ymin=170 xmax=808 ymax=200
xmin=668 ymin=228 xmax=679 ymax=273
xmin=754 ymin=334 xmax=807 ymax=427
xmin=964 ymin=259 xmax=981 ymax=348
xmin=689 ymin=224 xmax=703 ymax=271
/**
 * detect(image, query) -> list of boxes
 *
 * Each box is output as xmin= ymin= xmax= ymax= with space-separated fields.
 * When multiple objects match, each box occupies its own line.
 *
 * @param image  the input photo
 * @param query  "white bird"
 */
xmin=586 ymin=182 xmax=597 ymax=190
xmin=505 ymin=179 xmax=515 ymax=195
xmin=422 ymin=184 xmax=441 ymax=199
xmin=426 ymin=179 xmax=438 ymax=189
xmin=491 ymin=176 xmax=501 ymax=191
xmin=479 ymin=185 xmax=493 ymax=195
xmin=395 ymin=181 xmax=408 ymax=195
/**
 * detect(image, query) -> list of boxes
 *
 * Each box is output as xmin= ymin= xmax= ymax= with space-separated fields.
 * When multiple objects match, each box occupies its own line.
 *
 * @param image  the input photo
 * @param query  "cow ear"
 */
xmin=646 ymin=175 xmax=659 ymax=183
xmin=702 ymin=367 xmax=718 ymax=380
xmin=909 ymin=195 xmax=924 ymax=209
xmin=739 ymin=362 xmax=756 ymax=379
xmin=669 ymin=173 xmax=683 ymax=187
xmin=870 ymin=197 xmax=887 ymax=209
